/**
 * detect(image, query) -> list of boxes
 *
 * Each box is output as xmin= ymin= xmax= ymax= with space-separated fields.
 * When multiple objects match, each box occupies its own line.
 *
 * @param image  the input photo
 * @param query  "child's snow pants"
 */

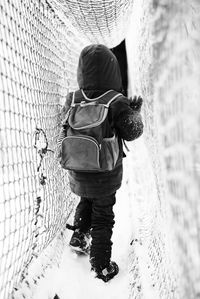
xmin=73 ymin=193 xmax=116 ymax=269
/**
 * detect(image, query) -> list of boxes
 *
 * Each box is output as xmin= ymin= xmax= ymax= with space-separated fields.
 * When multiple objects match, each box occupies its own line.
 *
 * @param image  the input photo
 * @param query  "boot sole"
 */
xmin=69 ymin=245 xmax=90 ymax=256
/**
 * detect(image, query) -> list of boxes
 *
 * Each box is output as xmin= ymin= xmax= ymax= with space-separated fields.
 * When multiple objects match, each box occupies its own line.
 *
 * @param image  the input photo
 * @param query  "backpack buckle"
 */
xmin=80 ymin=101 xmax=86 ymax=106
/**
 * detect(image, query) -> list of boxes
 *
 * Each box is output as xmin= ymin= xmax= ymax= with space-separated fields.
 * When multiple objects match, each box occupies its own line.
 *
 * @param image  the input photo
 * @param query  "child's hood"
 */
xmin=77 ymin=44 xmax=123 ymax=92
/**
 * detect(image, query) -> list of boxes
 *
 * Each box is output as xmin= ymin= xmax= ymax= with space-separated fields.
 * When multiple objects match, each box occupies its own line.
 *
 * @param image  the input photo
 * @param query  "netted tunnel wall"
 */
xmin=0 ymin=0 xmax=200 ymax=298
xmin=0 ymin=1 xmax=86 ymax=297
xmin=126 ymin=0 xmax=200 ymax=298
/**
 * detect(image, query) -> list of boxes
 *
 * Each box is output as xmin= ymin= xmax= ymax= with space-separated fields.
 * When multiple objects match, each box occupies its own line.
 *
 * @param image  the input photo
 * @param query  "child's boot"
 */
xmin=69 ymin=229 xmax=90 ymax=255
xmin=91 ymin=261 xmax=119 ymax=282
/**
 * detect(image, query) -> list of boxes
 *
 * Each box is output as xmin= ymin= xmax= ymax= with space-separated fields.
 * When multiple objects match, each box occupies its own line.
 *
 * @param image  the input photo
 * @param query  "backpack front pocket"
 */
xmin=61 ymin=135 xmax=101 ymax=171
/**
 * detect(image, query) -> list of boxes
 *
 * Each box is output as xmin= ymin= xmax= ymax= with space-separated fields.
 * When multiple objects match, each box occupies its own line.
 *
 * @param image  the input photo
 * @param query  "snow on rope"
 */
xmin=0 ymin=1 xmax=86 ymax=298
xmin=48 ymin=0 xmax=134 ymax=48
xmin=126 ymin=0 xmax=200 ymax=298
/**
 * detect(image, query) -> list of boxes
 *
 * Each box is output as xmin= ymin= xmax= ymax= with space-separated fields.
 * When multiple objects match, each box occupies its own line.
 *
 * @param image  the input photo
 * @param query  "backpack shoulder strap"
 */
xmin=103 ymin=91 xmax=122 ymax=108
xmin=70 ymin=92 xmax=76 ymax=107
xmin=89 ymin=90 xmax=122 ymax=107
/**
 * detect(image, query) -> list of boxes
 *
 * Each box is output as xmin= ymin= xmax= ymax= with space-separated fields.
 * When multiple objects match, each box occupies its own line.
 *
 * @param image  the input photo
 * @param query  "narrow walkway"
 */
xmin=27 ymin=138 xmax=158 ymax=299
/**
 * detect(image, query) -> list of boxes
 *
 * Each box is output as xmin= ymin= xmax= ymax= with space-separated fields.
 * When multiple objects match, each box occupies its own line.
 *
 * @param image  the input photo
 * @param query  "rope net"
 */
xmin=126 ymin=0 xmax=200 ymax=298
xmin=0 ymin=0 xmax=200 ymax=298
xmin=0 ymin=1 xmax=86 ymax=297
xmin=49 ymin=0 xmax=134 ymax=48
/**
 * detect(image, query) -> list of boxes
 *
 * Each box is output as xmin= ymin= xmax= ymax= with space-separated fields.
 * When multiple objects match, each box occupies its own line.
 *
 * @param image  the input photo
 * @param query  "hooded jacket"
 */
xmin=59 ymin=44 xmax=143 ymax=198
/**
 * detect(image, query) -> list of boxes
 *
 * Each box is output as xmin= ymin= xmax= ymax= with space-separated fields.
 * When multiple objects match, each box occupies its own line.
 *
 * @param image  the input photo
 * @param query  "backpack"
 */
xmin=60 ymin=89 xmax=122 ymax=172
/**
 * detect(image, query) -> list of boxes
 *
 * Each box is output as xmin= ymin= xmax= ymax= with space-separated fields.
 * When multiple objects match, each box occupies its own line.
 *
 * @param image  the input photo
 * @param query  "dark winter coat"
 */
xmin=59 ymin=44 xmax=143 ymax=198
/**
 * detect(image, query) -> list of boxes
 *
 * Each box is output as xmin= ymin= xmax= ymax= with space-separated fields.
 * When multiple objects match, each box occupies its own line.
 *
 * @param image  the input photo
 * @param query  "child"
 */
xmin=58 ymin=44 xmax=143 ymax=282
